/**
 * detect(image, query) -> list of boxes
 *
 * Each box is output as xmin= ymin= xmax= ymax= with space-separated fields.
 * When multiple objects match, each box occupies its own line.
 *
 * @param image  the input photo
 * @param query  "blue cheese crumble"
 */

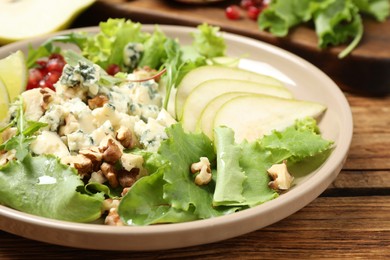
xmin=29 ymin=62 xmax=175 ymax=156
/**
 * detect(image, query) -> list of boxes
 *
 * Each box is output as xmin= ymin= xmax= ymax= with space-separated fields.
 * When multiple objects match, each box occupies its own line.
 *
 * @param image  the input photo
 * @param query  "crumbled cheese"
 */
xmin=30 ymin=130 xmax=70 ymax=157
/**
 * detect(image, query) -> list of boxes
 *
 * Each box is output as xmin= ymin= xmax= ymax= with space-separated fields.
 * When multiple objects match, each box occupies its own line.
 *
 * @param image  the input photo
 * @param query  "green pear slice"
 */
xmin=175 ymin=65 xmax=285 ymax=119
xmin=213 ymin=94 xmax=326 ymax=143
xmin=0 ymin=0 xmax=95 ymax=44
xmin=198 ymin=92 xmax=250 ymax=139
xmin=181 ymin=79 xmax=293 ymax=133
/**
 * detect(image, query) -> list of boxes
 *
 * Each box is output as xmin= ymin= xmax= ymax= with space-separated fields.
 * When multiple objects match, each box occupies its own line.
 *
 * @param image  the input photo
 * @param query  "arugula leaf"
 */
xmin=0 ymin=154 xmax=104 ymax=222
xmin=0 ymin=99 xmax=47 ymax=161
xmin=26 ymin=33 xmax=87 ymax=68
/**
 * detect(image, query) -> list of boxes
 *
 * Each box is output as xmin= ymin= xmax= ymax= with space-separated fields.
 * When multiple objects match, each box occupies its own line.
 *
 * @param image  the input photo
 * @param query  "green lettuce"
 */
xmin=0 ymin=155 xmax=104 ymax=222
xmin=213 ymin=126 xmax=247 ymax=206
xmin=119 ymin=124 xmax=234 ymax=225
xmin=213 ymin=118 xmax=333 ymax=208
xmin=258 ymin=0 xmax=390 ymax=58
xmin=119 ymin=118 xmax=333 ymax=225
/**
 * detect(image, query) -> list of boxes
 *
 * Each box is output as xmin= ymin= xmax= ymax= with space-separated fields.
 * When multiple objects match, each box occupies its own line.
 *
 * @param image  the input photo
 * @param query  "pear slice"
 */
xmin=0 ymin=77 xmax=10 ymax=122
xmin=198 ymin=92 xmax=250 ymax=139
xmin=181 ymin=79 xmax=293 ymax=133
xmin=0 ymin=51 xmax=27 ymax=102
xmin=175 ymin=65 xmax=285 ymax=120
xmin=213 ymin=94 xmax=326 ymax=143
xmin=0 ymin=0 xmax=95 ymax=44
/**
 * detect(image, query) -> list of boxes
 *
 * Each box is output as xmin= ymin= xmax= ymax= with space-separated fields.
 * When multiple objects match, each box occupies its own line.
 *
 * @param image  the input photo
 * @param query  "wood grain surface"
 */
xmin=75 ymin=0 xmax=390 ymax=95
xmin=1 ymin=2 xmax=390 ymax=258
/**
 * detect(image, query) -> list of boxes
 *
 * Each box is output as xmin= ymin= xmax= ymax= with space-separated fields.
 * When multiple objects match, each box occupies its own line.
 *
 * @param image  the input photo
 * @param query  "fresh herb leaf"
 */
xmin=0 ymin=99 xmax=47 ymax=161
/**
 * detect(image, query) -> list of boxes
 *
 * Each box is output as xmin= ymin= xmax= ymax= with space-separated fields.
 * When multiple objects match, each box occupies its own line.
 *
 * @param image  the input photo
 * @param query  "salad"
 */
xmin=0 ymin=19 xmax=333 ymax=226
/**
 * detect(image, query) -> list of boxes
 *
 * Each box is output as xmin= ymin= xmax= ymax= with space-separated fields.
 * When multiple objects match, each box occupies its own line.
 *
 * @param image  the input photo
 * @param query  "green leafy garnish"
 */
xmin=258 ymin=0 xmax=390 ymax=58
xmin=119 ymin=118 xmax=333 ymax=225
xmin=0 ymin=98 xmax=47 ymax=161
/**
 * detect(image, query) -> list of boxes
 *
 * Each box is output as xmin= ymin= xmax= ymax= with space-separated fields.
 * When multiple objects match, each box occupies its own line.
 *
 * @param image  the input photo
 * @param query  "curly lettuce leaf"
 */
xmin=258 ymin=0 xmax=389 ymax=58
xmin=313 ymin=0 xmax=363 ymax=58
xmin=119 ymin=124 xmax=235 ymax=225
xmin=258 ymin=0 xmax=314 ymax=37
xmin=213 ymin=118 xmax=334 ymax=207
xmin=118 ymin=167 xmax=198 ymax=225
xmin=353 ymin=0 xmax=390 ymax=21
xmin=0 ymin=155 xmax=104 ymax=222
xmin=191 ymin=23 xmax=226 ymax=58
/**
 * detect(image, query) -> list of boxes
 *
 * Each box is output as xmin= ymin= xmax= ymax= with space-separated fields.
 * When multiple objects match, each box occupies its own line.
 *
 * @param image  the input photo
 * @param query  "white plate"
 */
xmin=0 ymin=25 xmax=353 ymax=251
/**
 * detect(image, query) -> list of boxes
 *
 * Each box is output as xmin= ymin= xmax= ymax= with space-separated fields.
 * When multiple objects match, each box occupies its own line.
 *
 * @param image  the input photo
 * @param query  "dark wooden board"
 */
xmin=73 ymin=0 xmax=390 ymax=96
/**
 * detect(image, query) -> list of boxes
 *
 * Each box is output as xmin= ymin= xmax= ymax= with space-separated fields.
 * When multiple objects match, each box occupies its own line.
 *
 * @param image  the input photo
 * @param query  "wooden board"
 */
xmin=74 ymin=0 xmax=390 ymax=96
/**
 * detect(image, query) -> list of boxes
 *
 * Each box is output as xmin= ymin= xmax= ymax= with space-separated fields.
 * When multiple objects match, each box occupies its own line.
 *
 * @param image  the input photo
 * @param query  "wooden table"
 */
xmin=1 ymin=1 xmax=390 ymax=258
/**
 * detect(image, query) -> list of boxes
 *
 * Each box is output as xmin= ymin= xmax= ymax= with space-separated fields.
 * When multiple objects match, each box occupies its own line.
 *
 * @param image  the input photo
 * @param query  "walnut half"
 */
xmin=191 ymin=157 xmax=212 ymax=186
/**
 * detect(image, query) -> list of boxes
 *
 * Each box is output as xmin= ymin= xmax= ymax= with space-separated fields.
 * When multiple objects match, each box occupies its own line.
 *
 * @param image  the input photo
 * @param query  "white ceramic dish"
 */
xmin=0 ymin=25 xmax=353 ymax=251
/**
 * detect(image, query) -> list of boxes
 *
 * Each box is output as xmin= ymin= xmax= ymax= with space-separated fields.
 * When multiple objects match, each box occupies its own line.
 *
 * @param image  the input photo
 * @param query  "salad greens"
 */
xmin=118 ymin=119 xmax=333 ymax=225
xmin=258 ymin=0 xmax=390 ymax=58
xmin=26 ymin=19 xmax=226 ymax=110
xmin=0 ymin=19 xmax=334 ymax=225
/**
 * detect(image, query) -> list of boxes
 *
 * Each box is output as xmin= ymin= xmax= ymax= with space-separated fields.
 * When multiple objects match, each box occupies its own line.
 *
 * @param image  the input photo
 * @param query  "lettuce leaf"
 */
xmin=258 ymin=0 xmax=313 ymax=37
xmin=191 ymin=23 xmax=226 ymax=58
xmin=213 ymin=126 xmax=247 ymax=206
xmin=119 ymin=119 xmax=333 ymax=225
xmin=258 ymin=0 xmax=389 ymax=58
xmin=353 ymin=0 xmax=390 ymax=21
xmin=118 ymin=167 xmax=199 ymax=225
xmin=0 ymin=155 xmax=104 ymax=222
xmin=212 ymin=118 xmax=334 ymax=207
xmin=119 ymin=124 xmax=235 ymax=225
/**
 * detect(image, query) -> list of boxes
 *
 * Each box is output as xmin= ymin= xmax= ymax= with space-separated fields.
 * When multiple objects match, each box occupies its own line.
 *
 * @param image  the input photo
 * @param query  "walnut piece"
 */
xmin=191 ymin=157 xmax=212 ymax=186
xmin=115 ymin=126 xmax=134 ymax=148
xmin=61 ymin=154 xmax=93 ymax=178
xmin=100 ymin=162 xmax=119 ymax=188
xmin=79 ymin=146 xmax=103 ymax=166
xmin=267 ymin=160 xmax=294 ymax=190
xmin=100 ymin=138 xmax=123 ymax=164
xmin=103 ymin=199 xmax=124 ymax=226
xmin=40 ymin=88 xmax=55 ymax=111
xmin=88 ymin=95 xmax=108 ymax=110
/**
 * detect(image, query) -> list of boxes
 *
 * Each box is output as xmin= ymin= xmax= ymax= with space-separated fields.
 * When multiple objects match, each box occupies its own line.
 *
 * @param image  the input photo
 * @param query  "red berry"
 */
xmin=42 ymin=71 xmax=61 ymax=90
xmin=247 ymin=6 xmax=261 ymax=20
xmin=46 ymin=55 xmax=66 ymax=72
xmin=240 ymin=0 xmax=255 ymax=10
xmin=106 ymin=64 xmax=121 ymax=75
xmin=26 ymin=68 xmax=44 ymax=90
xmin=225 ymin=5 xmax=241 ymax=20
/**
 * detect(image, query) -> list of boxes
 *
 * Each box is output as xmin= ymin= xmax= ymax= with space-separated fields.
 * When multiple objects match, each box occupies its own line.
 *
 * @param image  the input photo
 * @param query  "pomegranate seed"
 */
xmin=247 ymin=6 xmax=261 ymax=20
xmin=46 ymin=55 xmax=66 ymax=72
xmin=106 ymin=64 xmax=121 ymax=75
xmin=42 ymin=71 xmax=61 ymax=90
xmin=225 ymin=5 xmax=241 ymax=20
xmin=26 ymin=68 xmax=44 ymax=90
xmin=240 ymin=0 xmax=255 ymax=10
